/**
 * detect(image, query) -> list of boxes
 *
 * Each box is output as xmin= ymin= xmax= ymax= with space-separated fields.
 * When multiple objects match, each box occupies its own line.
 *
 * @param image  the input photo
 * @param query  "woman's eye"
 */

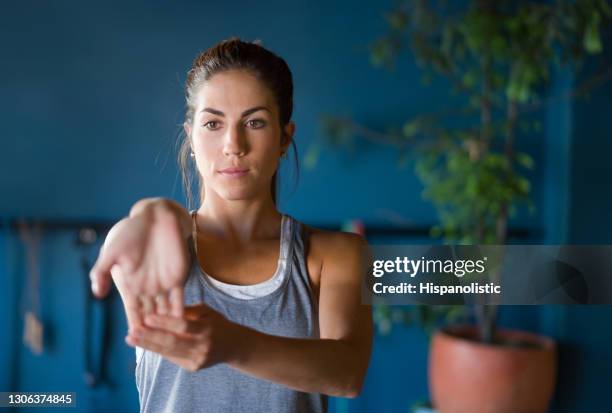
xmin=203 ymin=121 xmax=221 ymax=130
xmin=246 ymin=119 xmax=266 ymax=129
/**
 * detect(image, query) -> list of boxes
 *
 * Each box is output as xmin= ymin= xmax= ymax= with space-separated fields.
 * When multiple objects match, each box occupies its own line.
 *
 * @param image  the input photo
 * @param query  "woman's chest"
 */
xmin=195 ymin=237 xmax=322 ymax=300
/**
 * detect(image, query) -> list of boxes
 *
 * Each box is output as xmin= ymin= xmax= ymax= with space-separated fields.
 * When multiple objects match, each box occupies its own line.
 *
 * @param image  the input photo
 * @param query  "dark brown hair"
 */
xmin=178 ymin=37 xmax=298 ymax=211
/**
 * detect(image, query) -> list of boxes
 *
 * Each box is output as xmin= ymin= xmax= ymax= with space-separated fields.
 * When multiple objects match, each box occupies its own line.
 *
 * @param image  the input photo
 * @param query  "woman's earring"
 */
xmin=190 ymin=152 xmax=195 ymax=158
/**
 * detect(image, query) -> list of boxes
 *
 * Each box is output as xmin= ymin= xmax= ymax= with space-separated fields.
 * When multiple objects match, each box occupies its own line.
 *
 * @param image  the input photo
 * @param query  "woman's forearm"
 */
xmin=227 ymin=325 xmax=368 ymax=398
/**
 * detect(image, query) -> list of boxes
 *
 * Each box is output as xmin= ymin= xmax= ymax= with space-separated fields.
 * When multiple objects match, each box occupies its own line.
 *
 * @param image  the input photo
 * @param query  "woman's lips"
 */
xmin=219 ymin=168 xmax=249 ymax=177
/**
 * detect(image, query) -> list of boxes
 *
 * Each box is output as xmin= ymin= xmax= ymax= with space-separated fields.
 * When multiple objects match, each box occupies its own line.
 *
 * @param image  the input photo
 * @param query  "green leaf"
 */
xmin=466 ymin=175 xmax=478 ymax=196
xmin=303 ymin=142 xmax=320 ymax=169
xmin=517 ymin=177 xmax=531 ymax=194
xmin=402 ymin=120 xmax=420 ymax=138
xmin=490 ymin=35 xmax=507 ymax=58
xmin=584 ymin=12 xmax=603 ymax=54
xmin=369 ymin=39 xmax=396 ymax=68
xmin=516 ymin=153 xmax=534 ymax=169
xmin=430 ymin=225 xmax=442 ymax=238
xmin=462 ymin=71 xmax=478 ymax=88
xmin=385 ymin=10 xmax=408 ymax=30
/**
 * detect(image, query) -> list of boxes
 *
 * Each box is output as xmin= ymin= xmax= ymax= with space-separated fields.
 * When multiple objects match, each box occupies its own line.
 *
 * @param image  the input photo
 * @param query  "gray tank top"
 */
xmin=135 ymin=212 xmax=328 ymax=413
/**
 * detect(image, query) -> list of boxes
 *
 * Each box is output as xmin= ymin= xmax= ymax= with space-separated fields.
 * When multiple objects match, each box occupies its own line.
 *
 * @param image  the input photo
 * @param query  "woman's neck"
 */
xmin=196 ymin=195 xmax=282 ymax=244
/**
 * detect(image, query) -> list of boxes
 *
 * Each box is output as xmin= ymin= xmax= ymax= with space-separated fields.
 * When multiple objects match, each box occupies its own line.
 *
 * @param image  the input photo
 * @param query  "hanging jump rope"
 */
xmin=76 ymin=227 xmax=113 ymax=388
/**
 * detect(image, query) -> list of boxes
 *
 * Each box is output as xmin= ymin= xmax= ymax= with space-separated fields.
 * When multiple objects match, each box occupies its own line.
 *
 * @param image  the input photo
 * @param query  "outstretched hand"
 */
xmin=89 ymin=201 xmax=192 ymax=331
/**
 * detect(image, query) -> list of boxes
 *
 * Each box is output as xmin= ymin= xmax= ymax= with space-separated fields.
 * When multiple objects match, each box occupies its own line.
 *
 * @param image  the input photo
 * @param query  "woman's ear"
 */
xmin=183 ymin=122 xmax=192 ymax=138
xmin=281 ymin=121 xmax=296 ymax=154
xmin=184 ymin=122 xmax=196 ymax=160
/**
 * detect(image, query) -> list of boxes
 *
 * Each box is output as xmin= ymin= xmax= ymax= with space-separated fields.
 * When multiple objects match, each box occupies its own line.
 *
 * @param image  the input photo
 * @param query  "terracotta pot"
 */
xmin=429 ymin=325 xmax=557 ymax=413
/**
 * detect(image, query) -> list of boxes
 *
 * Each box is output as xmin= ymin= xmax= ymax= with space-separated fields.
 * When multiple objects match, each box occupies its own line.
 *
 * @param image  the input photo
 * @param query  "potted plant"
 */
xmin=311 ymin=1 xmax=611 ymax=412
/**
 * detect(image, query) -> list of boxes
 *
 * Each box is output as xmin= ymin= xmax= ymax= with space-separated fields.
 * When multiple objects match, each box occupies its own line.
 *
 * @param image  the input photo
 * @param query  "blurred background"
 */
xmin=1 ymin=1 xmax=611 ymax=412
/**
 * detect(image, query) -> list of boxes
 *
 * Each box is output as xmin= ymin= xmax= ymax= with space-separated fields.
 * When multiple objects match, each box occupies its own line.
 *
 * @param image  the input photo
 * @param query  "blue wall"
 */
xmin=0 ymin=1 xmax=610 ymax=412
xmin=549 ymin=35 xmax=612 ymax=412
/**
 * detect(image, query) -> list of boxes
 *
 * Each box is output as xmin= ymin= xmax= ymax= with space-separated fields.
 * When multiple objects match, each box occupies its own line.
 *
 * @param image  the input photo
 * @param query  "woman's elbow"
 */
xmin=342 ymin=375 xmax=365 ymax=399
xmin=336 ymin=367 xmax=367 ymax=399
xmin=343 ymin=385 xmax=363 ymax=399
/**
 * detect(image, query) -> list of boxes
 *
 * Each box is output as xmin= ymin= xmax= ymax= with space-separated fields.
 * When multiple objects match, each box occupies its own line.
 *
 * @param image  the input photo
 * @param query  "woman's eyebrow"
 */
xmin=200 ymin=106 xmax=270 ymax=117
xmin=241 ymin=106 xmax=269 ymax=117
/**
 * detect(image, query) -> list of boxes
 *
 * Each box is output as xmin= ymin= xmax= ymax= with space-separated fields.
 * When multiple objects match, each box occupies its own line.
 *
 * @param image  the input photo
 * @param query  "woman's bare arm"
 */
xmin=225 ymin=231 xmax=374 ymax=397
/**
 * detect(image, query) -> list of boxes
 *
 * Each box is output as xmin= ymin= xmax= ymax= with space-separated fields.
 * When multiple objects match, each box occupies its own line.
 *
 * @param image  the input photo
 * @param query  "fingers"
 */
xmin=111 ymin=264 xmax=146 ymax=332
xmin=125 ymin=326 xmax=195 ymax=359
xmin=143 ymin=314 xmax=201 ymax=336
xmin=169 ymin=287 xmax=184 ymax=318
xmin=139 ymin=296 xmax=155 ymax=315
xmin=125 ymin=329 xmax=205 ymax=372
xmin=144 ymin=290 xmax=181 ymax=317
xmin=155 ymin=294 xmax=170 ymax=316
xmin=89 ymin=248 xmax=116 ymax=298
xmin=113 ymin=263 xmax=185 ymax=331
xmin=125 ymin=333 xmax=194 ymax=371
xmin=123 ymin=293 xmax=145 ymax=332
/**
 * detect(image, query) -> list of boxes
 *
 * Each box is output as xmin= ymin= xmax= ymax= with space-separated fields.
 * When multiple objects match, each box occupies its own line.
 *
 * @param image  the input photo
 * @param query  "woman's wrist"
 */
xmin=129 ymin=197 xmax=168 ymax=218
xmin=129 ymin=198 xmax=192 ymax=240
xmin=225 ymin=322 xmax=258 ymax=367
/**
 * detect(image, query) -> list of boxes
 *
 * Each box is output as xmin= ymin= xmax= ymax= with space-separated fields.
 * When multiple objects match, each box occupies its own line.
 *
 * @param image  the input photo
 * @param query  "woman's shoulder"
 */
xmin=300 ymin=223 xmax=370 ymax=271
xmin=302 ymin=223 xmax=366 ymax=247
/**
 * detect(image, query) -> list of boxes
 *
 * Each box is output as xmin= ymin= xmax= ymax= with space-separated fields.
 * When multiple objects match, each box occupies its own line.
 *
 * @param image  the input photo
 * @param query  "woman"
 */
xmin=89 ymin=38 xmax=373 ymax=413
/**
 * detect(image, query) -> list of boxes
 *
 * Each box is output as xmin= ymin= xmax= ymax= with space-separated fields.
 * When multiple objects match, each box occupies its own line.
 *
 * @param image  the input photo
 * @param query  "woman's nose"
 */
xmin=222 ymin=125 xmax=248 ymax=157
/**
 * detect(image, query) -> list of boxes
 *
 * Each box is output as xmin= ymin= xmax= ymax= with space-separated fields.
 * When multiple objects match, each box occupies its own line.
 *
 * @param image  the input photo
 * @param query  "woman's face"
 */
xmin=185 ymin=69 xmax=294 ymax=202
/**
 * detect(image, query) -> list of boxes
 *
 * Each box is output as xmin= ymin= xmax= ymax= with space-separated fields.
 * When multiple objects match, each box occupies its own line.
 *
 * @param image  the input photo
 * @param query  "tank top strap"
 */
xmin=290 ymin=215 xmax=308 ymax=263
xmin=293 ymin=217 xmax=308 ymax=253
xmin=279 ymin=213 xmax=294 ymax=261
xmin=286 ymin=216 xmax=319 ymax=314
